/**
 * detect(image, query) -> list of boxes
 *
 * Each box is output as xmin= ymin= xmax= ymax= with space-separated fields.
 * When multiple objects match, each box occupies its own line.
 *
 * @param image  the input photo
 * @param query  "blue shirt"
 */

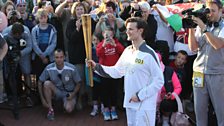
xmin=38 ymin=25 xmax=52 ymax=52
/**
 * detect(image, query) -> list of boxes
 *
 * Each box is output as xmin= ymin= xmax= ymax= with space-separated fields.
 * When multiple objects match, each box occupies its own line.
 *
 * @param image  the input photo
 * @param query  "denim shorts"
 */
xmin=19 ymin=55 xmax=31 ymax=75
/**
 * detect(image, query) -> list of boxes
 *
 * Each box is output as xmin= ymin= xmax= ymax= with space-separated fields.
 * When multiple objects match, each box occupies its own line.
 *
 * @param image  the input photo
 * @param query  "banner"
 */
xmin=166 ymin=3 xmax=203 ymax=16
xmin=155 ymin=3 xmax=203 ymax=32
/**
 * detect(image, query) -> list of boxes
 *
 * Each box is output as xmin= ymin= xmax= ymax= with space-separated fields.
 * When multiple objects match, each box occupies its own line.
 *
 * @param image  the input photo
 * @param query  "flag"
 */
xmin=155 ymin=4 xmax=182 ymax=32
xmin=155 ymin=3 xmax=203 ymax=32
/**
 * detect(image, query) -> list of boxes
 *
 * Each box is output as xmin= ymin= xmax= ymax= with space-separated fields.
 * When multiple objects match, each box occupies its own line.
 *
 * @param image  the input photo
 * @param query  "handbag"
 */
xmin=170 ymin=92 xmax=195 ymax=126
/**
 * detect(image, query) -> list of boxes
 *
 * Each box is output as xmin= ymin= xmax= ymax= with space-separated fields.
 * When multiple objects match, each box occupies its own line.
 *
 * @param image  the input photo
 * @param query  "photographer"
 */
xmin=95 ymin=1 xmax=127 ymax=47
xmin=137 ymin=1 xmax=158 ymax=49
xmin=7 ymin=10 xmax=23 ymax=26
xmin=119 ymin=1 xmax=158 ymax=48
xmin=38 ymin=49 xmax=81 ymax=121
xmin=3 ymin=22 xmax=32 ymax=119
xmin=188 ymin=0 xmax=224 ymax=125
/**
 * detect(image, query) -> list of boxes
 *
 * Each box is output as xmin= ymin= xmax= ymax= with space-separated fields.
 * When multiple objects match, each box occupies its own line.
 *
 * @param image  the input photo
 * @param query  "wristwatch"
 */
xmin=202 ymin=26 xmax=209 ymax=33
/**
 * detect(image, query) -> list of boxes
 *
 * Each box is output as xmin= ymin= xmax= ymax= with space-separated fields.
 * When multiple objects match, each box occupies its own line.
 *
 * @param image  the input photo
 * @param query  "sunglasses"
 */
xmin=58 ymin=74 xmax=62 ymax=79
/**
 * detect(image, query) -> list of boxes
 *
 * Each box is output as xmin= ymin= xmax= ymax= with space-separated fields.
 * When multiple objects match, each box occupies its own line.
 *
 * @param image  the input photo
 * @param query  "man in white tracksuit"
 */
xmin=87 ymin=17 xmax=164 ymax=126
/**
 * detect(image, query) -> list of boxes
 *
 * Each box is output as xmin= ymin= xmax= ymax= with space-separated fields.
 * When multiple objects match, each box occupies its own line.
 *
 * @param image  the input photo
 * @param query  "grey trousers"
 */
xmin=193 ymin=74 xmax=224 ymax=126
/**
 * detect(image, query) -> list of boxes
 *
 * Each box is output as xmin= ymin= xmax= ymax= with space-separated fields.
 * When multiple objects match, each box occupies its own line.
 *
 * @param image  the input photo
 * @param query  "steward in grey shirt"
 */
xmin=188 ymin=0 xmax=224 ymax=125
xmin=38 ymin=49 xmax=81 ymax=121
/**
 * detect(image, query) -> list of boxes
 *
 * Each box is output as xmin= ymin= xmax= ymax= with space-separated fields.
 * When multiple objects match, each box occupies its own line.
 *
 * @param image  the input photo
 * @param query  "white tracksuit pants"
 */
xmin=126 ymin=108 xmax=156 ymax=126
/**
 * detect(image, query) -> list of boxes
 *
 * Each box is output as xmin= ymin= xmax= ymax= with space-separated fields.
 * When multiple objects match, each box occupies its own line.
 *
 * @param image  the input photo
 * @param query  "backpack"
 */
xmin=163 ymin=66 xmax=174 ymax=93
xmin=155 ymin=40 xmax=170 ymax=65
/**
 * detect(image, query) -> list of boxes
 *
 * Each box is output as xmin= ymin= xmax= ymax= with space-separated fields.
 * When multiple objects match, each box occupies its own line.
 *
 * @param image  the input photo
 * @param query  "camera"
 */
xmin=5 ymin=38 xmax=26 ymax=64
xmin=105 ymin=33 xmax=111 ymax=42
xmin=66 ymin=93 xmax=70 ymax=97
xmin=45 ymin=1 xmax=51 ymax=6
xmin=131 ymin=7 xmax=142 ymax=17
xmin=103 ymin=14 xmax=108 ymax=20
xmin=133 ymin=11 xmax=142 ymax=17
xmin=7 ymin=42 xmax=21 ymax=63
xmin=20 ymin=39 xmax=27 ymax=47
xmin=11 ymin=10 xmax=17 ymax=16
xmin=9 ymin=10 xmax=19 ymax=24
xmin=182 ymin=7 xmax=210 ymax=28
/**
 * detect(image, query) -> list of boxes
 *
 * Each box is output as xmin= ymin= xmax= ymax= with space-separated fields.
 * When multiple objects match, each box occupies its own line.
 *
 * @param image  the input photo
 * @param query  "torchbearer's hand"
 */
xmin=129 ymin=93 xmax=140 ymax=103
xmin=86 ymin=59 xmax=96 ymax=70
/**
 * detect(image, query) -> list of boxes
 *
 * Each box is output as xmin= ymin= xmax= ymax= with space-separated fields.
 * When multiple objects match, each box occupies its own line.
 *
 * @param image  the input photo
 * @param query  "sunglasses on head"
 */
xmin=58 ymin=74 xmax=62 ymax=79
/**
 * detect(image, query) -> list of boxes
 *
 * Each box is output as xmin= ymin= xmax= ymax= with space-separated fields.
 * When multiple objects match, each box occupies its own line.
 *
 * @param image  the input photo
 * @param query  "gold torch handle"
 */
xmin=81 ymin=14 xmax=93 ymax=87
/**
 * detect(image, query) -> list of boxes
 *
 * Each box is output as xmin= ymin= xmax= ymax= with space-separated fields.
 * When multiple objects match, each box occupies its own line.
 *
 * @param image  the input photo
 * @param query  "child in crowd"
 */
xmin=31 ymin=8 xmax=57 ymax=80
xmin=90 ymin=34 xmax=104 ymax=116
xmin=96 ymin=27 xmax=124 ymax=121
xmin=157 ymin=53 xmax=182 ymax=126
xmin=169 ymin=50 xmax=188 ymax=99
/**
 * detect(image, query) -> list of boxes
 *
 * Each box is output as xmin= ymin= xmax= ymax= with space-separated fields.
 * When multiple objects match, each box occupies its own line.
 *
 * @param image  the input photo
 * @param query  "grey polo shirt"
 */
xmin=39 ymin=62 xmax=81 ymax=92
xmin=194 ymin=21 xmax=224 ymax=74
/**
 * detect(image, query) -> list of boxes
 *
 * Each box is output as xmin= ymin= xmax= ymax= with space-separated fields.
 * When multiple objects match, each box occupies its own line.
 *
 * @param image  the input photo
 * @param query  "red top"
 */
xmin=96 ymin=38 xmax=124 ymax=66
xmin=169 ymin=61 xmax=178 ymax=71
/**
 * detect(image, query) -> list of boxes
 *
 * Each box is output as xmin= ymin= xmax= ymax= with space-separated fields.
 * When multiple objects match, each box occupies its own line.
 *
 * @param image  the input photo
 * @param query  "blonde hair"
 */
xmin=35 ymin=8 xmax=48 ymax=21
xmin=1 ymin=1 xmax=16 ymax=15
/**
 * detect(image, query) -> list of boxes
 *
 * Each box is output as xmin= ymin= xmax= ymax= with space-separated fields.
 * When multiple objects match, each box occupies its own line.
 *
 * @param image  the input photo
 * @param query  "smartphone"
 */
xmin=45 ymin=1 xmax=51 ymax=6
xmin=104 ymin=15 xmax=108 ymax=20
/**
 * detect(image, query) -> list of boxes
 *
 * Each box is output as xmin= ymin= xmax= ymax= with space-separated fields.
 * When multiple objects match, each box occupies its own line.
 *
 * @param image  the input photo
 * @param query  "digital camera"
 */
xmin=182 ymin=7 xmax=210 ymax=28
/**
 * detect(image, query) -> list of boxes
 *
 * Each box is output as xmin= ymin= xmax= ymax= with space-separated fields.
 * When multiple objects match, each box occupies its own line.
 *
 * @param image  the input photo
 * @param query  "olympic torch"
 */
xmin=81 ymin=14 xmax=93 ymax=87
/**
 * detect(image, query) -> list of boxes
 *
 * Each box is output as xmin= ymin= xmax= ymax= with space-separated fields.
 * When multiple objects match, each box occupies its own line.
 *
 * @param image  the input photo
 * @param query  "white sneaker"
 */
xmin=111 ymin=111 xmax=118 ymax=120
xmin=101 ymin=104 xmax=104 ymax=114
xmin=90 ymin=108 xmax=98 ymax=116
xmin=103 ymin=111 xmax=111 ymax=121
